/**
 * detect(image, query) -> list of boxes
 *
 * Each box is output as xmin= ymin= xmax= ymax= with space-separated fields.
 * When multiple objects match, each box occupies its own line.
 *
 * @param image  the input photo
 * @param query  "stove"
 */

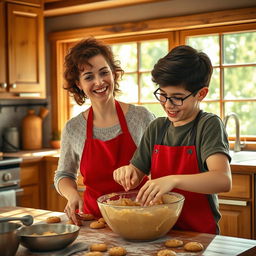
xmin=0 ymin=156 xmax=22 ymax=167
xmin=0 ymin=156 xmax=22 ymax=191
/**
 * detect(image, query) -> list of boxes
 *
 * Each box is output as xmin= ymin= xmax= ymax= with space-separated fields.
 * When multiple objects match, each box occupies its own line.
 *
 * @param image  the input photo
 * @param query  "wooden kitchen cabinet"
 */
xmin=45 ymin=157 xmax=67 ymax=212
xmin=44 ymin=156 xmax=84 ymax=212
xmin=18 ymin=160 xmax=41 ymax=208
xmin=0 ymin=1 xmax=45 ymax=98
xmin=218 ymin=173 xmax=253 ymax=239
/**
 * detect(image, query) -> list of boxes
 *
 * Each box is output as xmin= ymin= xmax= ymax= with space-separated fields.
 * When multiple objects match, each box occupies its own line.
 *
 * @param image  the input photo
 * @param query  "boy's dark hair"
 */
xmin=64 ymin=37 xmax=124 ymax=105
xmin=151 ymin=45 xmax=213 ymax=92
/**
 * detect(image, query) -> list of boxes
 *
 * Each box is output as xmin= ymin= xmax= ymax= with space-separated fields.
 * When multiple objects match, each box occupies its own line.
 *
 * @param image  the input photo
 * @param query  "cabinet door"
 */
xmin=7 ymin=3 xmax=45 ymax=96
xmin=219 ymin=203 xmax=251 ymax=239
xmin=18 ymin=185 xmax=40 ymax=208
xmin=45 ymin=160 xmax=67 ymax=212
xmin=0 ymin=1 xmax=6 ymax=91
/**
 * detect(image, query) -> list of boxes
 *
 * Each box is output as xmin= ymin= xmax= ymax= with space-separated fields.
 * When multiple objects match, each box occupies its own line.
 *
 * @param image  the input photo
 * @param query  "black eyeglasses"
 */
xmin=153 ymin=88 xmax=199 ymax=106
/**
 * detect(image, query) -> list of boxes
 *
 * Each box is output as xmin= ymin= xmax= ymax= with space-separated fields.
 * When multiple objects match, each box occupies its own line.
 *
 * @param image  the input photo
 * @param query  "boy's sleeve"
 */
xmin=130 ymin=120 xmax=157 ymax=175
xmin=199 ymin=115 xmax=231 ymax=170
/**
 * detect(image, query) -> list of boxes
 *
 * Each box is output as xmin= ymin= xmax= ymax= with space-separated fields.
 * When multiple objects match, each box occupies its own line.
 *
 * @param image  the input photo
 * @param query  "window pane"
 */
xmin=225 ymin=102 xmax=256 ymax=136
xmin=140 ymin=73 xmax=157 ymax=102
xmin=224 ymin=66 xmax=256 ymax=99
xmin=140 ymin=39 xmax=168 ymax=71
xmin=116 ymin=74 xmax=138 ymax=103
xmin=223 ymin=31 xmax=256 ymax=64
xmin=111 ymin=43 xmax=137 ymax=72
xmin=186 ymin=35 xmax=219 ymax=65
xmin=142 ymin=103 xmax=165 ymax=117
xmin=208 ymin=68 xmax=220 ymax=100
xmin=201 ymin=102 xmax=220 ymax=117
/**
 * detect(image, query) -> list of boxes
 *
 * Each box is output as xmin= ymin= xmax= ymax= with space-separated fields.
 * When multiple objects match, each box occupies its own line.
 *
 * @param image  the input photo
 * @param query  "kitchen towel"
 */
xmin=0 ymin=190 xmax=16 ymax=207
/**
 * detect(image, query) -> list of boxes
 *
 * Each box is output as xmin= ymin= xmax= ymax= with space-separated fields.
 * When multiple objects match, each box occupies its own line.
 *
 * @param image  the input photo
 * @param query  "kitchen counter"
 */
xmin=1 ymin=207 xmax=256 ymax=256
xmin=3 ymin=148 xmax=60 ymax=162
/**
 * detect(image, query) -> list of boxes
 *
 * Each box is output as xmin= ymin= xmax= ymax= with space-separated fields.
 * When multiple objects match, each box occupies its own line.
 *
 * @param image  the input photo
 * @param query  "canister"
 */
xmin=2 ymin=127 xmax=20 ymax=152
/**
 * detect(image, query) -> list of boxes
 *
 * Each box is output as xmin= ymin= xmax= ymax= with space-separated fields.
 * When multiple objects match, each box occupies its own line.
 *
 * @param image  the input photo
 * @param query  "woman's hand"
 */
xmin=136 ymin=176 xmax=176 ymax=206
xmin=64 ymin=191 xmax=84 ymax=225
xmin=113 ymin=164 xmax=145 ymax=191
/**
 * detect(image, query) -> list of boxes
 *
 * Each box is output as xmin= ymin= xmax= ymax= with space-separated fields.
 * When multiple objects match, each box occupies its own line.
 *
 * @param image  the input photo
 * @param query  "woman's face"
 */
xmin=158 ymin=86 xmax=207 ymax=126
xmin=77 ymin=54 xmax=115 ymax=103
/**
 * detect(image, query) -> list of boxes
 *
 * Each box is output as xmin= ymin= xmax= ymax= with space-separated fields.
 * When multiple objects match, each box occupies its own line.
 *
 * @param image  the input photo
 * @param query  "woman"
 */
xmin=54 ymin=38 xmax=155 ymax=224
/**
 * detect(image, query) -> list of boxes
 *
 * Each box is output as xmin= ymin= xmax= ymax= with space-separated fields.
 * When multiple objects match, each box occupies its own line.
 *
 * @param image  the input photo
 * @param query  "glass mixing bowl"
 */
xmin=97 ymin=191 xmax=184 ymax=241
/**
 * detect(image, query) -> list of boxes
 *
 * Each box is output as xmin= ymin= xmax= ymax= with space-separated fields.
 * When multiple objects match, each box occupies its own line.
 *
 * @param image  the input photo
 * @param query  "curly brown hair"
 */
xmin=63 ymin=38 xmax=124 ymax=105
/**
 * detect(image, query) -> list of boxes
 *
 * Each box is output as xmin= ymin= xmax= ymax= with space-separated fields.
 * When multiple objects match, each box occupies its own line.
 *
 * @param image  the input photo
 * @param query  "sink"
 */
xmin=229 ymin=150 xmax=256 ymax=163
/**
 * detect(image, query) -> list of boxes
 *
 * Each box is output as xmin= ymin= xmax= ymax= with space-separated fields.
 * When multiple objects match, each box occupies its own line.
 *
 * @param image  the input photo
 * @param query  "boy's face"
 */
xmin=157 ymin=85 xmax=208 ymax=127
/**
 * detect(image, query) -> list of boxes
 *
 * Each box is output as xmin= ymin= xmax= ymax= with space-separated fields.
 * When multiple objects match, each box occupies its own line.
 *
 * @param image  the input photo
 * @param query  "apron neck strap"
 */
xmin=189 ymin=110 xmax=203 ymax=145
xmin=156 ymin=118 xmax=170 ymax=145
xmin=86 ymin=100 xmax=128 ymax=139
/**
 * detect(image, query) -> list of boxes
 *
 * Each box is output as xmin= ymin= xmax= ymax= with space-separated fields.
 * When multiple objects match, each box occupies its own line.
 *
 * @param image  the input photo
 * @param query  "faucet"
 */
xmin=223 ymin=112 xmax=243 ymax=152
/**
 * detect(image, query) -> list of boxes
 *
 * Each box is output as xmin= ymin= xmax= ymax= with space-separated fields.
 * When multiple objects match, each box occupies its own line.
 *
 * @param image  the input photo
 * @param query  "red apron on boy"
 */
xmin=151 ymin=111 xmax=218 ymax=234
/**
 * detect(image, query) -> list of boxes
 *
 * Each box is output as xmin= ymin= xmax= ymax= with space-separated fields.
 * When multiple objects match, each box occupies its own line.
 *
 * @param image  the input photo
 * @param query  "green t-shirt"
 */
xmin=131 ymin=111 xmax=230 ymax=175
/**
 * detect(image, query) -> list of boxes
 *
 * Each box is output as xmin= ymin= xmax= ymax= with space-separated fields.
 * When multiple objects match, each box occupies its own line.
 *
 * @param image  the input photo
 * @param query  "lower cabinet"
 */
xmin=45 ymin=157 xmax=67 ymax=212
xmin=18 ymin=185 xmax=40 ymax=209
xmin=218 ymin=173 xmax=253 ymax=239
xmin=19 ymin=160 xmax=41 ymax=208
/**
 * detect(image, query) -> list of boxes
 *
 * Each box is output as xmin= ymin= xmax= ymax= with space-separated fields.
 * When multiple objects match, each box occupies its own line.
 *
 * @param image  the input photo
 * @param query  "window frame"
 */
xmin=49 ymin=7 xmax=256 ymax=148
xmin=180 ymin=23 xmax=256 ymax=143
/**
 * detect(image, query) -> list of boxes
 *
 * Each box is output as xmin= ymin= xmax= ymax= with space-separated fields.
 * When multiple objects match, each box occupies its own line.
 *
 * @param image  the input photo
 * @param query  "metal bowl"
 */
xmin=0 ymin=222 xmax=21 ymax=256
xmin=18 ymin=223 xmax=80 ymax=252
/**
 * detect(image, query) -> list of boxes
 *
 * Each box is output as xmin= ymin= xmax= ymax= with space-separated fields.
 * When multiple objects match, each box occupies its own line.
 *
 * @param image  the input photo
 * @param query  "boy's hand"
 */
xmin=113 ymin=164 xmax=143 ymax=191
xmin=136 ymin=176 xmax=175 ymax=206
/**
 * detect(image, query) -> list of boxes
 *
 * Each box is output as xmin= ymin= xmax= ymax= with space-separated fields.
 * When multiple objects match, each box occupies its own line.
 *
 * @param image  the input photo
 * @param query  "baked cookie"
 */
xmin=184 ymin=242 xmax=204 ymax=252
xmin=98 ymin=217 xmax=106 ymax=223
xmin=165 ymin=239 xmax=183 ymax=248
xmin=108 ymin=246 xmax=127 ymax=256
xmin=66 ymin=218 xmax=82 ymax=226
xmin=46 ymin=216 xmax=61 ymax=223
xmin=84 ymin=252 xmax=103 ymax=256
xmin=157 ymin=249 xmax=176 ymax=256
xmin=90 ymin=243 xmax=108 ymax=252
xmin=89 ymin=221 xmax=105 ymax=229
xmin=78 ymin=213 xmax=95 ymax=221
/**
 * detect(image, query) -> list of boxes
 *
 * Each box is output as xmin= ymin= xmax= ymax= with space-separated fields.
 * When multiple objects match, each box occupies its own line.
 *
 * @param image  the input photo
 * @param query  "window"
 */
xmin=181 ymin=24 xmax=256 ymax=140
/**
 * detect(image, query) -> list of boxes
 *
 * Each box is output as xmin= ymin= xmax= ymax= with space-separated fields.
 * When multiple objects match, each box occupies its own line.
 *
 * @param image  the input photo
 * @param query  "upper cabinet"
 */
xmin=0 ymin=0 xmax=46 ymax=99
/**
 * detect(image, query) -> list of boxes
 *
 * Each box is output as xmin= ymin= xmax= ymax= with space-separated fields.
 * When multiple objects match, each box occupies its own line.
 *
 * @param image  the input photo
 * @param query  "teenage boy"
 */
xmin=113 ymin=45 xmax=232 ymax=234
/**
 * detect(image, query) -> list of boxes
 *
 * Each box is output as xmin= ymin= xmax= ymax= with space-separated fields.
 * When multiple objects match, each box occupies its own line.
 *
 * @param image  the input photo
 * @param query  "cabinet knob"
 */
xmin=11 ymin=83 xmax=17 ymax=88
xmin=0 ymin=83 xmax=7 ymax=88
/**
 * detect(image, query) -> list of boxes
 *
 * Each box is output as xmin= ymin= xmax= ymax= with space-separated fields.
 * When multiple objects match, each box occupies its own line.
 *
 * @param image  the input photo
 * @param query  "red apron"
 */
xmin=151 ymin=111 xmax=218 ymax=234
xmin=80 ymin=100 xmax=146 ymax=217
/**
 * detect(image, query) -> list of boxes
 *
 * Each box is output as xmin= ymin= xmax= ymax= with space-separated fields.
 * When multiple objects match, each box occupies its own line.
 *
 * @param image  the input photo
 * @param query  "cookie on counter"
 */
xmin=46 ymin=216 xmax=61 ymax=223
xmin=78 ymin=213 xmax=95 ymax=221
xmin=157 ymin=249 xmax=176 ymax=256
xmin=108 ymin=246 xmax=127 ymax=256
xmin=184 ymin=241 xmax=204 ymax=252
xmin=84 ymin=252 xmax=103 ymax=256
xmin=165 ymin=239 xmax=183 ymax=248
xmin=90 ymin=243 xmax=108 ymax=252
xmin=89 ymin=221 xmax=105 ymax=229
xmin=66 ymin=218 xmax=82 ymax=226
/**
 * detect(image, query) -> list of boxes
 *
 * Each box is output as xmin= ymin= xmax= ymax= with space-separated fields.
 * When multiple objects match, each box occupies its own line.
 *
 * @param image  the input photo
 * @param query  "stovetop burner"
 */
xmin=0 ymin=156 xmax=22 ymax=166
